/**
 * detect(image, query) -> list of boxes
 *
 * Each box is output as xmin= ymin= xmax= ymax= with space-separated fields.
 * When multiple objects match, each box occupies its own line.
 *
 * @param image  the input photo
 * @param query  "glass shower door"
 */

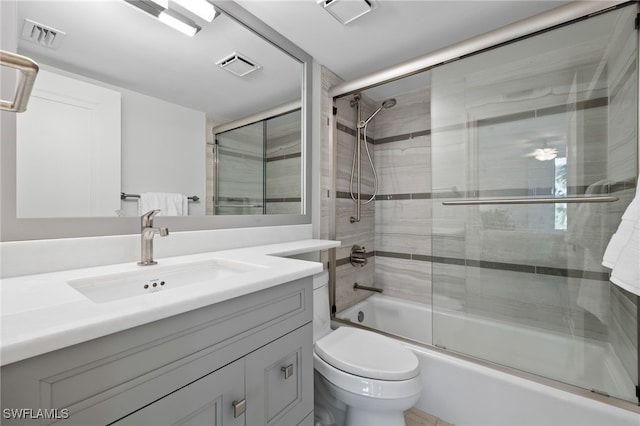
xmin=215 ymin=122 xmax=265 ymax=215
xmin=431 ymin=4 xmax=638 ymax=402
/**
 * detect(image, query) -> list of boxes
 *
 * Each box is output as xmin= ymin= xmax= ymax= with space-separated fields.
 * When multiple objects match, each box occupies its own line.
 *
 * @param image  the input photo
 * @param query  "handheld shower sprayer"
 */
xmin=350 ymin=96 xmax=397 ymax=223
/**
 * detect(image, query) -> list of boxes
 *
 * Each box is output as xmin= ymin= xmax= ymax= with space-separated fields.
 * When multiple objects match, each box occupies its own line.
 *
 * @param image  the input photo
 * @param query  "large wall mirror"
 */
xmin=0 ymin=0 xmax=312 ymax=241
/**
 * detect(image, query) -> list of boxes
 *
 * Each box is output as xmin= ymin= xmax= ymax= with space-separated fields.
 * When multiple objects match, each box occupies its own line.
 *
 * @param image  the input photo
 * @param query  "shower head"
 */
xmin=358 ymin=98 xmax=397 ymax=128
xmin=381 ymin=98 xmax=397 ymax=109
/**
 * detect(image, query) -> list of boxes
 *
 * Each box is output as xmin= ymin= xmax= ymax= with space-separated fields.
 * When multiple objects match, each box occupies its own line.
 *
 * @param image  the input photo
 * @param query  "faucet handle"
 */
xmin=141 ymin=209 xmax=161 ymax=228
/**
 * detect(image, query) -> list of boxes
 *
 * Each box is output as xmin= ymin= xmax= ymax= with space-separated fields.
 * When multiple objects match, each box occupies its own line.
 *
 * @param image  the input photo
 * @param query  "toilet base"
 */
xmin=314 ymin=369 xmax=418 ymax=426
xmin=346 ymin=407 xmax=406 ymax=426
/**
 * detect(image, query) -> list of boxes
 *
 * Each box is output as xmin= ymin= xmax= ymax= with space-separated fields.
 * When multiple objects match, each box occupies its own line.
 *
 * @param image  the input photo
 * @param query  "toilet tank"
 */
xmin=313 ymin=270 xmax=331 ymax=341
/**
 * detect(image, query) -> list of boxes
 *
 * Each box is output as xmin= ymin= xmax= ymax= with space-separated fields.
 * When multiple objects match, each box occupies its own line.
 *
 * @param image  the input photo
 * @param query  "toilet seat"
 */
xmin=314 ymin=352 xmax=422 ymax=401
xmin=315 ymin=327 xmax=420 ymax=381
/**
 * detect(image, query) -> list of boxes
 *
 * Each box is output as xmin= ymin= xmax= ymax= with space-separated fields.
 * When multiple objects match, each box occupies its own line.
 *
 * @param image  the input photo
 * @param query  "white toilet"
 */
xmin=313 ymin=271 xmax=422 ymax=426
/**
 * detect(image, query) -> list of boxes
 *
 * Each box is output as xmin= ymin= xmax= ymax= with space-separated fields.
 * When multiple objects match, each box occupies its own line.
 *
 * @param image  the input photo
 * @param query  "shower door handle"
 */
xmin=442 ymin=195 xmax=619 ymax=205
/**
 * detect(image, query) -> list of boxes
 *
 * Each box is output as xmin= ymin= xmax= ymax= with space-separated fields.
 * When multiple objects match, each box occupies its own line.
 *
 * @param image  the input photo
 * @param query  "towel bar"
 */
xmin=121 ymin=192 xmax=199 ymax=202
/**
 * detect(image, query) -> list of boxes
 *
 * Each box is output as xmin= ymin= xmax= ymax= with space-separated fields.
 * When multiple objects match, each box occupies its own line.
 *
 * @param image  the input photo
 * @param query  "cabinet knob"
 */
xmin=232 ymin=398 xmax=246 ymax=418
xmin=281 ymin=363 xmax=294 ymax=380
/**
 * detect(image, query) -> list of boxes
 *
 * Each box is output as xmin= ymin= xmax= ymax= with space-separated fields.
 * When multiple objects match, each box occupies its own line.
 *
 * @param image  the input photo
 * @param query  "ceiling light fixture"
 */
xmin=158 ymin=10 xmax=199 ymax=36
xmin=124 ymin=0 xmax=201 ymax=37
xmin=172 ymin=0 xmax=218 ymax=22
xmin=149 ymin=0 xmax=168 ymax=8
xmin=318 ymin=0 xmax=373 ymax=25
xmin=532 ymin=147 xmax=558 ymax=161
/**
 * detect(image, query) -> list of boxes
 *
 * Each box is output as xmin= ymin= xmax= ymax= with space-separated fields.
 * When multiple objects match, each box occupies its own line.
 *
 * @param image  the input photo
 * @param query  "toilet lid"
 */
xmin=315 ymin=327 xmax=420 ymax=381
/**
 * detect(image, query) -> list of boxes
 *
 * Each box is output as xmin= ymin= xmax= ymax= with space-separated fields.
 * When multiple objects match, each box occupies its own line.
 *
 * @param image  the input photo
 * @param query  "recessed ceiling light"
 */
xmin=318 ymin=0 xmax=373 ymax=25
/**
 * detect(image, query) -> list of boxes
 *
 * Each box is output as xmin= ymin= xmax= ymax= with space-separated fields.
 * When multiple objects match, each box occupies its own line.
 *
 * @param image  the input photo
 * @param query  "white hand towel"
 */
xmin=609 ymin=220 xmax=639 ymax=296
xmin=602 ymin=185 xmax=640 ymax=296
xmin=138 ymin=192 xmax=188 ymax=216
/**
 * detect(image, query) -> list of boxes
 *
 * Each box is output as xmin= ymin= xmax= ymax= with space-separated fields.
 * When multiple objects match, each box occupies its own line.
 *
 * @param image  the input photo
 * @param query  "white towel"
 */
xmin=138 ymin=192 xmax=188 ymax=216
xmin=602 ymin=185 xmax=640 ymax=296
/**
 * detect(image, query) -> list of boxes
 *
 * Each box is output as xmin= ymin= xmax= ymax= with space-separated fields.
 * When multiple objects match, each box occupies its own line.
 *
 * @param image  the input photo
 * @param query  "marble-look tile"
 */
xmin=438 ymin=264 xmax=610 ymax=340
xmin=336 ymin=130 xmax=375 ymax=194
xmin=374 ymin=136 xmax=431 ymax=195
xmin=266 ymin=135 xmax=301 ymax=158
xmin=335 ymin=197 xmax=375 ymax=258
xmin=206 ymin=143 xmax=215 ymax=215
xmin=266 ymin=157 xmax=301 ymax=198
xmin=335 ymin=260 xmax=376 ymax=312
xmin=373 ymin=87 xmax=430 ymax=139
xmin=404 ymin=408 xmax=442 ymax=426
xmin=265 ymin=202 xmax=301 ymax=215
xmin=608 ymin=75 xmax=637 ymax=183
xmin=375 ymin=199 xmax=431 ymax=256
xmin=266 ymin=110 xmax=301 ymax=157
xmin=430 ymin=213 xmax=466 ymax=259
xmin=431 ymin=263 xmax=466 ymax=312
xmin=610 ymin=286 xmax=638 ymax=383
xmin=321 ymin=67 xmax=341 ymax=243
xmin=374 ymin=257 xmax=431 ymax=305
xmin=430 ymin=129 xmax=468 ymax=193
xmin=217 ymin=155 xmax=263 ymax=200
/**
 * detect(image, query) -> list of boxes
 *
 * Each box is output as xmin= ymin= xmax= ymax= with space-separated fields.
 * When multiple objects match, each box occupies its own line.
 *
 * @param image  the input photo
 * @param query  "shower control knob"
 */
xmin=350 ymin=244 xmax=368 ymax=267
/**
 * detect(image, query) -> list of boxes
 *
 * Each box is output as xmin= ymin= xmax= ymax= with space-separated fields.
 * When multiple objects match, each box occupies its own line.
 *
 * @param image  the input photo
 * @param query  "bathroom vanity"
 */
xmin=1 ymin=240 xmax=338 ymax=425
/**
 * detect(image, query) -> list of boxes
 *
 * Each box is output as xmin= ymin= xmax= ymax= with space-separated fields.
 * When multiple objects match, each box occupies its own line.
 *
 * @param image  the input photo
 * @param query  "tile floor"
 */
xmin=404 ymin=407 xmax=454 ymax=426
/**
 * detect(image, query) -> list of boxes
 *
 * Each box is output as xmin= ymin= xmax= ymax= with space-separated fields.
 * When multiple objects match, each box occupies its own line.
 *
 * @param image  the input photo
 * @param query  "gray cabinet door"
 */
xmin=245 ymin=324 xmax=313 ymax=426
xmin=113 ymin=359 xmax=245 ymax=426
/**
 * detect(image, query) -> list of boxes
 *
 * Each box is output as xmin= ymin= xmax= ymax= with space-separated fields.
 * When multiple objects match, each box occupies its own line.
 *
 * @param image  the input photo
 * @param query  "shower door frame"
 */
xmin=327 ymin=0 xmax=640 ymax=412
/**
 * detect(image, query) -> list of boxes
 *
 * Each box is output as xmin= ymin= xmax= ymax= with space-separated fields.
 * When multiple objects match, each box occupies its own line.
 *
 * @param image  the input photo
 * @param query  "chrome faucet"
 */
xmin=138 ymin=209 xmax=169 ymax=266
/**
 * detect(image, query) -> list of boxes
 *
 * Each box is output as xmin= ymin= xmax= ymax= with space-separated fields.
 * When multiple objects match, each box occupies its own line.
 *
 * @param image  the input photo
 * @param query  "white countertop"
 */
xmin=0 ymin=239 xmax=339 ymax=366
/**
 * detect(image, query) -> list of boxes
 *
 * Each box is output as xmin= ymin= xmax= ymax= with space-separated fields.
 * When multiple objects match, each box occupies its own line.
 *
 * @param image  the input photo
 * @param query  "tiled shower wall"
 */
xmin=373 ymin=87 xmax=432 ymax=305
xmin=320 ymin=66 xmax=377 ymax=312
xmin=265 ymin=111 xmax=302 ymax=215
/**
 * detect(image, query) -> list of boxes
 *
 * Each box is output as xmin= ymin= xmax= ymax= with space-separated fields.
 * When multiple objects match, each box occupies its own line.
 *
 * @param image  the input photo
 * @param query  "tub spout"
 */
xmin=353 ymin=283 xmax=383 ymax=293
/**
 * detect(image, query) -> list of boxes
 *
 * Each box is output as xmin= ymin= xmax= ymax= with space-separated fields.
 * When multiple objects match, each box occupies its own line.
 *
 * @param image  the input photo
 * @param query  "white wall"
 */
xmin=120 ymin=88 xmax=206 ymax=216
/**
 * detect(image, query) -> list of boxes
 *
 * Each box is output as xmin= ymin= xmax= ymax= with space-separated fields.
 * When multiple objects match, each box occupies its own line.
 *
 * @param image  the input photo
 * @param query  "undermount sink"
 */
xmin=67 ymin=259 xmax=265 ymax=304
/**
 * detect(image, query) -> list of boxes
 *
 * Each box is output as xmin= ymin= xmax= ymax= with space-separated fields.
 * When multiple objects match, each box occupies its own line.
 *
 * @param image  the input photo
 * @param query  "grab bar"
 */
xmin=353 ymin=283 xmax=383 ymax=293
xmin=0 ymin=51 xmax=39 ymax=113
xmin=442 ymin=195 xmax=619 ymax=205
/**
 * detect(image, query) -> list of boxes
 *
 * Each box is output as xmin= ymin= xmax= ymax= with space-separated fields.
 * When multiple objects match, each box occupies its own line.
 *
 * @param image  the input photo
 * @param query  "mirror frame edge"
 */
xmin=0 ymin=0 xmax=313 ymax=242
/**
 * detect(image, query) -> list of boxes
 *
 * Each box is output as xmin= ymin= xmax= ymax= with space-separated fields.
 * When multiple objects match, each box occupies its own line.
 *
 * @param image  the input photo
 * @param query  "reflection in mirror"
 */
xmin=212 ymin=107 xmax=302 ymax=215
xmin=14 ymin=0 xmax=303 ymax=218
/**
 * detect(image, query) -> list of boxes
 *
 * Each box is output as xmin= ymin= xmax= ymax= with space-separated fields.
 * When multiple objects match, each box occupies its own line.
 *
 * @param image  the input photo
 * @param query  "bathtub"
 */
xmin=336 ymin=294 xmax=639 ymax=426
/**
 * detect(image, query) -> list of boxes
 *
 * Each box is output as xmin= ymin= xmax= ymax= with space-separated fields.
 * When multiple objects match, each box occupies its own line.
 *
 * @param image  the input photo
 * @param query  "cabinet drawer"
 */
xmin=114 ymin=359 xmax=245 ymax=426
xmin=246 ymin=323 xmax=313 ymax=426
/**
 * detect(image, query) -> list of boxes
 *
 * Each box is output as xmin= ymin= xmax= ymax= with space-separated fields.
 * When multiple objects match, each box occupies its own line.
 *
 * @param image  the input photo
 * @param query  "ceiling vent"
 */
xmin=319 ymin=0 xmax=373 ymax=25
xmin=21 ymin=19 xmax=66 ymax=49
xmin=216 ymin=52 xmax=260 ymax=77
